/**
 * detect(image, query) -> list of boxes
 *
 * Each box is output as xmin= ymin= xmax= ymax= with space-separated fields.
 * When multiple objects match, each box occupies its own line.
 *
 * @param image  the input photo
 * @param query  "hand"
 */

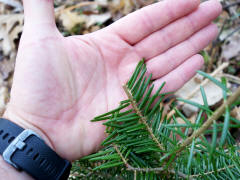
xmin=4 ymin=0 xmax=222 ymax=161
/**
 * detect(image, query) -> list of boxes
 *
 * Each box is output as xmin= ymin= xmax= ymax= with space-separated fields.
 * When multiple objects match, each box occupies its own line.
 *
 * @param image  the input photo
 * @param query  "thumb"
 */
xmin=21 ymin=0 xmax=61 ymax=40
xmin=23 ymin=0 xmax=55 ymax=26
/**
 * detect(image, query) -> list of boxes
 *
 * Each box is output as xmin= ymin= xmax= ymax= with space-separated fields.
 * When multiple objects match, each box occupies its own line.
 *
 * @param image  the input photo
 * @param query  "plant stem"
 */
xmin=113 ymin=144 xmax=128 ymax=165
xmin=128 ymin=167 xmax=193 ymax=180
xmin=177 ymin=86 xmax=240 ymax=153
xmin=190 ymin=165 xmax=235 ymax=178
xmin=114 ymin=145 xmax=192 ymax=179
xmin=123 ymin=85 xmax=164 ymax=150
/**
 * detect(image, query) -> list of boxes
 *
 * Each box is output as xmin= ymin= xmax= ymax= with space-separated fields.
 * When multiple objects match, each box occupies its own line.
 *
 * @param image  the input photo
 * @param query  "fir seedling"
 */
xmin=70 ymin=60 xmax=240 ymax=180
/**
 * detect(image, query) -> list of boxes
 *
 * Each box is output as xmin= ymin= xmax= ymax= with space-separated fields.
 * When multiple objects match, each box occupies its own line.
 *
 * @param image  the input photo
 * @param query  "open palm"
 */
xmin=4 ymin=0 xmax=221 ymax=161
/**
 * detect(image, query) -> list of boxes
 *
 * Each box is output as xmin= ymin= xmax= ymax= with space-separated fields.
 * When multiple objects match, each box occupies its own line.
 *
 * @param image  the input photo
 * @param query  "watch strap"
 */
xmin=0 ymin=118 xmax=71 ymax=180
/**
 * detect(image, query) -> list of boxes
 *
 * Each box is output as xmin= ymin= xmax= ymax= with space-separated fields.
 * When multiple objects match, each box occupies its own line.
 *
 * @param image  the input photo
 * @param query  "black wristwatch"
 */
xmin=0 ymin=118 xmax=71 ymax=180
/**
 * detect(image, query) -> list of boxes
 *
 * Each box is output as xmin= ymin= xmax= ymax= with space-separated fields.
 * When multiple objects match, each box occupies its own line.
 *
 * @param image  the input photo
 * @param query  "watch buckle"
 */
xmin=3 ymin=129 xmax=41 ymax=169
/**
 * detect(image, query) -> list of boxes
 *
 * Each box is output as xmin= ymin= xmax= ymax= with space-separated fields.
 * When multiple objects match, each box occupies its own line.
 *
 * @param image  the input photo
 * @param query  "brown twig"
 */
xmin=190 ymin=165 xmax=235 ymax=178
xmin=123 ymin=85 xmax=164 ymax=150
xmin=63 ymin=2 xmax=98 ymax=12
xmin=127 ymin=166 xmax=191 ymax=179
xmin=207 ymin=44 xmax=219 ymax=73
xmin=221 ymin=73 xmax=240 ymax=85
xmin=134 ymin=170 xmax=137 ymax=180
xmin=177 ymin=86 xmax=240 ymax=153
xmin=221 ymin=26 xmax=240 ymax=43
xmin=113 ymin=145 xmax=192 ymax=179
xmin=113 ymin=144 xmax=128 ymax=165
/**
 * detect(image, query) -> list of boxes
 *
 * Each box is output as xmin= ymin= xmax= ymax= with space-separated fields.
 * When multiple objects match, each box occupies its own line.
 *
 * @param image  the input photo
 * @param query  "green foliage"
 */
xmin=70 ymin=60 xmax=240 ymax=180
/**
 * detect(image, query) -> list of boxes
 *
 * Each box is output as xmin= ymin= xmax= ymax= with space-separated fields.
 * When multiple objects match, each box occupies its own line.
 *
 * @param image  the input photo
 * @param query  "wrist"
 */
xmin=0 ymin=107 xmax=37 ymax=179
xmin=3 ymin=104 xmax=81 ymax=161
xmin=3 ymin=106 xmax=54 ymax=151
xmin=1 ymin=107 xmax=72 ymax=180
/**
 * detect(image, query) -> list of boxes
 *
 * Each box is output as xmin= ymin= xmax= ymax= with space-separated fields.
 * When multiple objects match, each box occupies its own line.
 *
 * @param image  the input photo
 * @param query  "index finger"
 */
xmin=109 ymin=0 xmax=200 ymax=45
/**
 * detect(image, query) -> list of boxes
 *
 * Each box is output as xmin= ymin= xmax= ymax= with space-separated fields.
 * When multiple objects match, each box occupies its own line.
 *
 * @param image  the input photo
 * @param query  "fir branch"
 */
xmin=177 ymin=86 xmax=240 ymax=153
xmin=113 ymin=144 xmax=128 ymax=165
xmin=127 ymin=167 xmax=192 ymax=180
xmin=190 ymin=165 xmax=235 ymax=178
xmin=78 ymin=60 xmax=240 ymax=179
xmin=123 ymin=84 xmax=164 ymax=151
xmin=114 ymin=144 xmax=191 ymax=180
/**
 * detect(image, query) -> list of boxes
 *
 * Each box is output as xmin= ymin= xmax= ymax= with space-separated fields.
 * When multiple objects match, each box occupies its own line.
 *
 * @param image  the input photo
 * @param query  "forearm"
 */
xmin=0 ymin=156 xmax=33 ymax=180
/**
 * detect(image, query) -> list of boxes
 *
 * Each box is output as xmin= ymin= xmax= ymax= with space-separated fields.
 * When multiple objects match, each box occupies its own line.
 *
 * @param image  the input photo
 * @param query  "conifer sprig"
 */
xmin=72 ymin=60 xmax=240 ymax=180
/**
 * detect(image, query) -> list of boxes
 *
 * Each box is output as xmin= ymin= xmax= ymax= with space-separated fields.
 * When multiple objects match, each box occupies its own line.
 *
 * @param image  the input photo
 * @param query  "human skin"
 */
xmin=0 ymin=0 xmax=222 ymax=179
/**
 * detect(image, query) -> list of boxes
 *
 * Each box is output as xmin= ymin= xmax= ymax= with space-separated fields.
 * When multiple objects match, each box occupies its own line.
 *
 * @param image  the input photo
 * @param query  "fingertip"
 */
xmin=209 ymin=23 xmax=219 ymax=39
xmin=166 ymin=0 xmax=200 ymax=18
xmin=195 ymin=54 xmax=205 ymax=68
xmin=212 ymin=0 xmax=223 ymax=14
xmin=182 ymin=0 xmax=201 ymax=10
xmin=171 ymin=0 xmax=201 ymax=8
xmin=182 ymin=54 xmax=204 ymax=83
xmin=154 ymin=54 xmax=205 ymax=93
xmin=202 ymin=0 xmax=222 ymax=17
xmin=200 ymin=23 xmax=219 ymax=42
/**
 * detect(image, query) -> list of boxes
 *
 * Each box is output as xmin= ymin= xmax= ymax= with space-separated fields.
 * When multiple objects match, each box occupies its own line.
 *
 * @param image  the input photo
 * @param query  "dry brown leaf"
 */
xmin=221 ymin=31 xmax=240 ymax=61
xmin=176 ymin=74 xmax=226 ymax=116
xmin=0 ymin=0 xmax=23 ymax=12
xmin=133 ymin=0 xmax=156 ymax=6
xmin=175 ymin=114 xmax=196 ymax=140
xmin=231 ymin=107 xmax=240 ymax=120
xmin=0 ymin=57 xmax=15 ymax=80
xmin=59 ymin=3 xmax=111 ymax=31
xmin=0 ymin=86 xmax=9 ymax=116
xmin=121 ymin=0 xmax=134 ymax=15
xmin=95 ymin=0 xmax=108 ymax=6
xmin=0 ymin=14 xmax=23 ymax=56
xmin=110 ymin=0 xmax=135 ymax=20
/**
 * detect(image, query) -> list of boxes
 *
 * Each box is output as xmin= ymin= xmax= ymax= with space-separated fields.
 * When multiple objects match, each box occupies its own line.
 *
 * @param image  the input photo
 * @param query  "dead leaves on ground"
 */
xmin=221 ymin=31 xmax=240 ymax=61
xmin=0 ymin=14 xmax=23 ymax=56
xmin=176 ymin=75 xmax=226 ymax=116
xmin=58 ymin=2 xmax=111 ymax=32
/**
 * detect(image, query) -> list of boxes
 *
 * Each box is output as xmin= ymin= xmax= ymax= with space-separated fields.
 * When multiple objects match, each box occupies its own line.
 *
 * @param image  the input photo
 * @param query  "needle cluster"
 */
xmin=71 ymin=60 xmax=240 ymax=180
